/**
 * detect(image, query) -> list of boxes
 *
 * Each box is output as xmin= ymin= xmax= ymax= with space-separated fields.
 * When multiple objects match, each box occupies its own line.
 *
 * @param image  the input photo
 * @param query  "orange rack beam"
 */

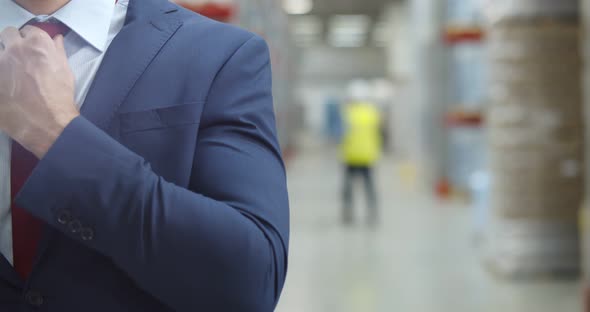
xmin=443 ymin=25 xmax=485 ymax=44
xmin=177 ymin=2 xmax=236 ymax=22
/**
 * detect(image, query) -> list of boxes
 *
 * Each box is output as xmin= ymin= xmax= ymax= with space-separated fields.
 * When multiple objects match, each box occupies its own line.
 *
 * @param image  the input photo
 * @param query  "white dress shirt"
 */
xmin=0 ymin=0 xmax=128 ymax=265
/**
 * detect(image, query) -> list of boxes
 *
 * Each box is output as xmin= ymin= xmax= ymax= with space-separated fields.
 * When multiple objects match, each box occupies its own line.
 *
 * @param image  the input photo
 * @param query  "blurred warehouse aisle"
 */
xmin=175 ymin=1 xmax=590 ymax=310
xmin=277 ymin=143 xmax=580 ymax=312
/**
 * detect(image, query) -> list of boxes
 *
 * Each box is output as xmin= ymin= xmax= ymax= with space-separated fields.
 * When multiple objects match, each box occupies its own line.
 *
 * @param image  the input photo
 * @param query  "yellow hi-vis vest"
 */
xmin=341 ymin=102 xmax=382 ymax=166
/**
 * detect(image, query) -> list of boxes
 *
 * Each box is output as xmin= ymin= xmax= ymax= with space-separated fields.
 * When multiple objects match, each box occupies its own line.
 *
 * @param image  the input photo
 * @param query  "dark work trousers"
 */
xmin=342 ymin=165 xmax=378 ymax=226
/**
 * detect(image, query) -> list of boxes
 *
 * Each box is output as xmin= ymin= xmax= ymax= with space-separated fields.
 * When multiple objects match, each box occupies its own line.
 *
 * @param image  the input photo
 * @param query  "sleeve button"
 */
xmin=68 ymin=220 xmax=83 ymax=234
xmin=81 ymin=228 xmax=94 ymax=241
xmin=57 ymin=210 xmax=72 ymax=225
xmin=25 ymin=290 xmax=44 ymax=307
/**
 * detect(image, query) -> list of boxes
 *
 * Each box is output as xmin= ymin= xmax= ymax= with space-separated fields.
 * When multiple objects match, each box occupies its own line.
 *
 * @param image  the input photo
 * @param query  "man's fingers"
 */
xmin=0 ymin=27 xmax=23 ymax=48
xmin=53 ymin=35 xmax=67 ymax=57
xmin=19 ymin=25 xmax=50 ymax=40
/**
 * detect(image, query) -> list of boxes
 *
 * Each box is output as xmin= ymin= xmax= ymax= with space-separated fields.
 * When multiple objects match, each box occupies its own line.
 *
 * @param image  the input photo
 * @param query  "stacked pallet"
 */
xmin=484 ymin=0 xmax=579 ymax=23
xmin=484 ymin=0 xmax=584 ymax=278
xmin=580 ymin=0 xmax=590 ymax=282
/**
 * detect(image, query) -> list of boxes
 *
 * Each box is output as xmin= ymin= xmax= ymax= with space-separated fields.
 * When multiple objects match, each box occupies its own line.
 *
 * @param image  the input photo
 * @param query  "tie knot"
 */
xmin=27 ymin=19 xmax=70 ymax=38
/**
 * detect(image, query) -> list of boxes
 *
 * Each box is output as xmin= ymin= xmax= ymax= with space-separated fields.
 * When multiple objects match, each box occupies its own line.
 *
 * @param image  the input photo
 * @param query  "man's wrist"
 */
xmin=19 ymin=113 xmax=79 ymax=159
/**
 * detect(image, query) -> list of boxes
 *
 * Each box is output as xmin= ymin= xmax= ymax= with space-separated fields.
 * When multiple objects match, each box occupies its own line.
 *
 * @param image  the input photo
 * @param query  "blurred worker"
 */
xmin=341 ymin=101 xmax=382 ymax=227
xmin=0 ymin=0 xmax=289 ymax=311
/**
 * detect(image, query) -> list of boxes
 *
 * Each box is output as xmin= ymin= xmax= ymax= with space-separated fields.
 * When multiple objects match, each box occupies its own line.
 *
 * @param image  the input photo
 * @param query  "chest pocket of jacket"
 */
xmin=118 ymin=102 xmax=204 ymax=134
xmin=116 ymin=102 xmax=204 ymax=186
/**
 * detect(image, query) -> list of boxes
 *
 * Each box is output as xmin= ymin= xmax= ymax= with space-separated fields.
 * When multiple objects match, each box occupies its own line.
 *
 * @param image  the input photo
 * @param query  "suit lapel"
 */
xmin=28 ymin=0 xmax=182 ymax=281
xmin=81 ymin=1 xmax=183 ymax=130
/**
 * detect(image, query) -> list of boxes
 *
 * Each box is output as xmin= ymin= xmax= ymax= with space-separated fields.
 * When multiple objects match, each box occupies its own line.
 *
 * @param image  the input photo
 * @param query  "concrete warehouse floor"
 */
xmin=276 ymin=146 xmax=580 ymax=312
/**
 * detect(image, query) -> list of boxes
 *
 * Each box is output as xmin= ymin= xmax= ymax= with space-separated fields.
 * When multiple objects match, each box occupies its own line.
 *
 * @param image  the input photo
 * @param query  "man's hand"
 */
xmin=0 ymin=26 xmax=79 ymax=159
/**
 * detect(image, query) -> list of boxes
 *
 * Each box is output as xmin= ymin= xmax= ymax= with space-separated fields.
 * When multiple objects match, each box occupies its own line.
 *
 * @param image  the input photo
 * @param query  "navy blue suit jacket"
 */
xmin=0 ymin=0 xmax=289 ymax=311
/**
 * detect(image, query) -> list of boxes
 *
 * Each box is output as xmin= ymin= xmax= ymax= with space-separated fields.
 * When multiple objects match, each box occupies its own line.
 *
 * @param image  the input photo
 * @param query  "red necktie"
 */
xmin=11 ymin=20 xmax=70 ymax=280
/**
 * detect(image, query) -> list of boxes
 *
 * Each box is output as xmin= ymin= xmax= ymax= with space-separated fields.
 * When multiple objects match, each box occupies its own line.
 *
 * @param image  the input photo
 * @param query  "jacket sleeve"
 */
xmin=15 ymin=34 xmax=289 ymax=312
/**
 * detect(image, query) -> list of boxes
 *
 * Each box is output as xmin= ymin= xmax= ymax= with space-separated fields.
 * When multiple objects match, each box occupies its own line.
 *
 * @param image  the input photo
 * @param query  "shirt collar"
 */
xmin=0 ymin=0 xmax=116 ymax=52
xmin=0 ymin=1 xmax=35 ymax=30
xmin=52 ymin=0 xmax=116 ymax=52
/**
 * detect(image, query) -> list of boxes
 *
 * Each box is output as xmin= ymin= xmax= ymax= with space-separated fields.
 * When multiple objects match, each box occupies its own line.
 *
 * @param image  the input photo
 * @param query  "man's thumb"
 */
xmin=53 ymin=35 xmax=67 ymax=58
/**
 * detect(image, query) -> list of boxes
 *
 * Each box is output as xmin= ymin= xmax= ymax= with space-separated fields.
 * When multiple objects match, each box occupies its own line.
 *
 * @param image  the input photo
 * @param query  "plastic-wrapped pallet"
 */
xmin=484 ymin=1 xmax=584 ymax=279
xmin=482 ymin=0 xmax=579 ymax=24
xmin=581 ymin=0 xmax=590 ymax=294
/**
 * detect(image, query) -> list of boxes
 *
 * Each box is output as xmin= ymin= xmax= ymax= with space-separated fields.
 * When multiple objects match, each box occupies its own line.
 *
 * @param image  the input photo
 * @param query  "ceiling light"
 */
xmin=328 ymin=15 xmax=370 ymax=48
xmin=290 ymin=15 xmax=322 ymax=46
xmin=283 ymin=0 xmax=313 ymax=15
xmin=329 ymin=15 xmax=371 ymax=31
xmin=290 ymin=15 xmax=322 ymax=35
